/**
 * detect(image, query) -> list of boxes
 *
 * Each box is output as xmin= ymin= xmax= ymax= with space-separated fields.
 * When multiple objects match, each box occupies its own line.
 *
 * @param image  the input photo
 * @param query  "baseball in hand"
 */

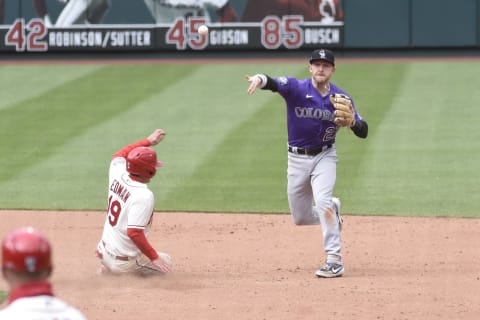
xmin=198 ymin=25 xmax=208 ymax=36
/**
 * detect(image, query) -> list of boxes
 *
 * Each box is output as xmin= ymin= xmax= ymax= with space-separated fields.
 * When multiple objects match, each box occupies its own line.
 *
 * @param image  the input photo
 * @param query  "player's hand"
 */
xmin=152 ymin=256 xmax=173 ymax=274
xmin=147 ymin=129 xmax=166 ymax=146
xmin=245 ymin=74 xmax=262 ymax=95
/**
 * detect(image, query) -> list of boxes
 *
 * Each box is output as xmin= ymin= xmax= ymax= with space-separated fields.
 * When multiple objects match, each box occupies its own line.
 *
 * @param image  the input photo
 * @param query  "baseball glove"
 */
xmin=329 ymin=94 xmax=355 ymax=127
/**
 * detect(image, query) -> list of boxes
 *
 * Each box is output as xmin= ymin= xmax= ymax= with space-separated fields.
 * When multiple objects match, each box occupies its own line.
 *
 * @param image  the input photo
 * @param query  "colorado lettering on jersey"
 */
xmin=295 ymin=106 xmax=335 ymax=121
xmin=109 ymin=179 xmax=131 ymax=203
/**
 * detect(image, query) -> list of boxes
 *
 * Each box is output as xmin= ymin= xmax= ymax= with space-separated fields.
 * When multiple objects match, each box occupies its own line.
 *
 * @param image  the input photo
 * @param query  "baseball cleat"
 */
xmin=332 ymin=197 xmax=343 ymax=230
xmin=315 ymin=262 xmax=344 ymax=278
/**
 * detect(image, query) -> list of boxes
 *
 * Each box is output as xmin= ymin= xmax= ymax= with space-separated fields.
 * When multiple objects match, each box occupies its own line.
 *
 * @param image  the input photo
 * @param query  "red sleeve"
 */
xmin=127 ymin=228 xmax=159 ymax=261
xmin=113 ymin=138 xmax=151 ymax=159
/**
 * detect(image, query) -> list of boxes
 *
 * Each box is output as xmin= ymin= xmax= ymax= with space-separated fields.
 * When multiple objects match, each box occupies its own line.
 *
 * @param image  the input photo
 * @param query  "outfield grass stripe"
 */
xmin=152 ymin=63 xmax=305 ymax=209
xmin=1 ymin=61 xmax=478 ymax=217
xmin=157 ymin=64 xmax=306 ymax=212
xmin=0 ymin=64 xmax=199 ymax=208
xmin=0 ymin=63 xmax=299 ymax=210
xmin=334 ymin=62 xmax=409 ymax=213
xmin=350 ymin=61 xmax=480 ymax=216
xmin=159 ymin=96 xmax=289 ymax=213
xmin=0 ymin=65 xmax=103 ymax=111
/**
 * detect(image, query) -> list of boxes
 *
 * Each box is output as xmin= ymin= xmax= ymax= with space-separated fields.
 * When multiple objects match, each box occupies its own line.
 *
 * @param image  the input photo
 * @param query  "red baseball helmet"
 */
xmin=126 ymin=147 xmax=163 ymax=180
xmin=1 ymin=227 xmax=52 ymax=273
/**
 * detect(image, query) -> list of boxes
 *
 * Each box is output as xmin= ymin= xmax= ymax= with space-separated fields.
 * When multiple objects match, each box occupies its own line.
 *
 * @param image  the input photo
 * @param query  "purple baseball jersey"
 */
xmin=274 ymin=76 xmax=363 ymax=149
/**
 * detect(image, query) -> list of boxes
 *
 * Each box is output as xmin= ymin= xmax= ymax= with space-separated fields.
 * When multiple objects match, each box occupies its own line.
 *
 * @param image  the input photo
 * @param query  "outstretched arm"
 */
xmin=146 ymin=128 xmax=166 ymax=146
xmin=113 ymin=129 xmax=166 ymax=159
xmin=245 ymin=74 xmax=278 ymax=94
xmin=127 ymin=228 xmax=172 ymax=273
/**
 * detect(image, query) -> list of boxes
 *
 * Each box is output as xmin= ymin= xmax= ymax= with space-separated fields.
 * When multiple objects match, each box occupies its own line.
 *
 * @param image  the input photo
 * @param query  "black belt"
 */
xmin=288 ymin=144 xmax=332 ymax=156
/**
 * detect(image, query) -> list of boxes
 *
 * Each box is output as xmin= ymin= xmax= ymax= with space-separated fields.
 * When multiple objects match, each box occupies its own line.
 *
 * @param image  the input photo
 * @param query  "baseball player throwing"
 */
xmin=96 ymin=129 xmax=173 ymax=276
xmin=0 ymin=227 xmax=87 ymax=319
xmin=245 ymin=49 xmax=368 ymax=278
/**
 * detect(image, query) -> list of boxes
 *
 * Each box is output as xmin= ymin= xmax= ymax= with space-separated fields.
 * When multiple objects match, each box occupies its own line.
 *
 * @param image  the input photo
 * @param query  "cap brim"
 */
xmin=156 ymin=161 xmax=163 ymax=167
xmin=310 ymin=58 xmax=334 ymax=65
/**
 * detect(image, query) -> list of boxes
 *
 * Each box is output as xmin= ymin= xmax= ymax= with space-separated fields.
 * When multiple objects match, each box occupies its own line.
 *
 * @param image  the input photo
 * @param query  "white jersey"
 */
xmin=0 ymin=295 xmax=86 ymax=320
xmin=144 ymin=0 xmax=229 ymax=23
xmin=100 ymin=157 xmax=154 ymax=258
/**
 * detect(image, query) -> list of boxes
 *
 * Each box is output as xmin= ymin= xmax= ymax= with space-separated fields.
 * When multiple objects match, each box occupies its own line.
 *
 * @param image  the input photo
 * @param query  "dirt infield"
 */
xmin=0 ymin=211 xmax=479 ymax=319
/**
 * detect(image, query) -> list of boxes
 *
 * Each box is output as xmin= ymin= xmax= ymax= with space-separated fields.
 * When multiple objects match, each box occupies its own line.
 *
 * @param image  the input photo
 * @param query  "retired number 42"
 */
xmin=5 ymin=18 xmax=48 ymax=52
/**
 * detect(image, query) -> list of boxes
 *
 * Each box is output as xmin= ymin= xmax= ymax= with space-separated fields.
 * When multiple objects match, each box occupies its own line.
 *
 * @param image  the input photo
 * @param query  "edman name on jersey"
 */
xmin=109 ymin=179 xmax=131 ymax=203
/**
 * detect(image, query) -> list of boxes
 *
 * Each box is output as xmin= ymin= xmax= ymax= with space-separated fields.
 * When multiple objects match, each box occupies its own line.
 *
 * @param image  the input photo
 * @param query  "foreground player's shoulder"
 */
xmin=54 ymin=300 xmax=87 ymax=320
xmin=1 ymin=297 xmax=87 ymax=320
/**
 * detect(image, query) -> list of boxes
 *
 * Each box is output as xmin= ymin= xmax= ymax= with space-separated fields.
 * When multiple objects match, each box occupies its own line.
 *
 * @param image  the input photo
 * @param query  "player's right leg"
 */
xmin=96 ymin=241 xmax=136 ymax=275
xmin=287 ymin=153 xmax=319 ymax=225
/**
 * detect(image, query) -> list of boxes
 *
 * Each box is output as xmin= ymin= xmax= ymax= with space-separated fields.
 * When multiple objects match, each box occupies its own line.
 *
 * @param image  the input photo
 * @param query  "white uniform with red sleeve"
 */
xmin=0 ymin=281 xmax=86 ymax=320
xmin=96 ymin=139 xmax=171 ymax=275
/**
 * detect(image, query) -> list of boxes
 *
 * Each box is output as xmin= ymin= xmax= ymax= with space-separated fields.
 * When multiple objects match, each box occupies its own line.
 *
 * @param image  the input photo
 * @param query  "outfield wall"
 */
xmin=0 ymin=0 xmax=478 ymax=53
xmin=344 ymin=0 xmax=479 ymax=49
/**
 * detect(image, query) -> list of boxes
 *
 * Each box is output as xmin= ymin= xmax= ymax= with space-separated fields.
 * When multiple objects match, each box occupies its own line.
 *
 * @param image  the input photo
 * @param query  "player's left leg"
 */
xmin=310 ymin=147 xmax=344 ymax=277
xmin=55 ymin=0 xmax=88 ymax=27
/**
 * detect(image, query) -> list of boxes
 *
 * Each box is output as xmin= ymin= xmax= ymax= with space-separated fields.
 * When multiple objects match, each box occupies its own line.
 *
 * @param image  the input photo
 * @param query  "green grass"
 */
xmin=0 ymin=59 xmax=479 ymax=217
xmin=0 ymin=290 xmax=7 ymax=304
xmin=336 ymin=62 xmax=480 ymax=217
